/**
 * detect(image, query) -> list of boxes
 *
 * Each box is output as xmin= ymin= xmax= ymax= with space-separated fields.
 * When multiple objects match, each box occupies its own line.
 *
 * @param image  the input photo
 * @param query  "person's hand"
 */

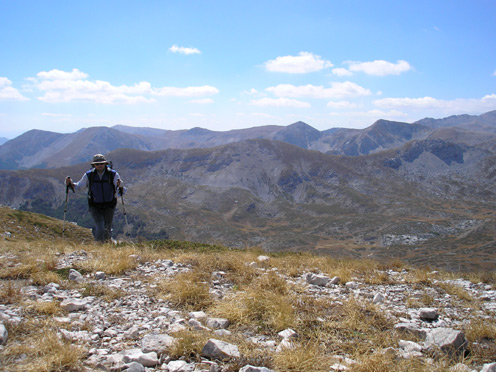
xmin=65 ymin=176 xmax=75 ymax=192
xmin=117 ymin=179 xmax=122 ymax=188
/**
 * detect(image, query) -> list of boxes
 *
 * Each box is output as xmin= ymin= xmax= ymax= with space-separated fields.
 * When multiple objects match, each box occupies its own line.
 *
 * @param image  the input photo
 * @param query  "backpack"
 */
xmin=87 ymin=166 xmax=117 ymax=208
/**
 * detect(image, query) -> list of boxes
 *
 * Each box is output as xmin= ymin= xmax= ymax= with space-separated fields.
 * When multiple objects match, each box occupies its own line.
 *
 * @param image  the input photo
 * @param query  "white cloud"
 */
xmin=374 ymin=94 xmax=496 ymax=115
xmin=360 ymin=109 xmax=408 ymax=118
xmin=41 ymin=112 xmax=72 ymax=117
xmin=266 ymin=82 xmax=371 ymax=99
xmin=493 ymin=69 xmax=496 ymax=77
xmin=29 ymin=69 xmax=218 ymax=104
xmin=264 ymin=52 xmax=333 ymax=73
xmin=37 ymin=68 xmax=88 ymax=80
xmin=347 ymin=60 xmax=412 ymax=76
xmin=326 ymin=100 xmax=358 ymax=109
xmin=153 ymin=86 xmax=219 ymax=97
xmin=242 ymin=88 xmax=259 ymax=95
xmin=190 ymin=98 xmax=214 ymax=104
xmin=0 ymin=77 xmax=29 ymax=101
xmin=332 ymin=67 xmax=353 ymax=77
xmin=329 ymin=109 xmax=408 ymax=120
xmin=169 ymin=44 xmax=201 ymax=55
xmin=250 ymin=97 xmax=310 ymax=108
xmin=249 ymin=112 xmax=280 ymax=119
xmin=374 ymin=96 xmax=440 ymax=108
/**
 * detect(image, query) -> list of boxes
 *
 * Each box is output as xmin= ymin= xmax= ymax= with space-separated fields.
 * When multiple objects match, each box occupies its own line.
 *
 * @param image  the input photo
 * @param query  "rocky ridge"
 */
xmin=1 ymin=248 xmax=495 ymax=372
xmin=2 ymin=110 xmax=496 ymax=170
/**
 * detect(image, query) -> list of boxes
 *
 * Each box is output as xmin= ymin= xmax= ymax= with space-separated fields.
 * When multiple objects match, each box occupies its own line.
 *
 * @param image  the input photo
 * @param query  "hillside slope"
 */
xmin=0 ymin=209 xmax=494 ymax=372
xmin=1 ymin=139 xmax=495 ymax=271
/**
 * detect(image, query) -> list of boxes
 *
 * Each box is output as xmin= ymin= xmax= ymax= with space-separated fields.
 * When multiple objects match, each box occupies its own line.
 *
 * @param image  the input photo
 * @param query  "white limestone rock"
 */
xmin=60 ymin=298 xmax=87 ymax=312
xmin=68 ymin=269 xmax=84 ymax=282
xmin=278 ymin=328 xmax=297 ymax=340
xmin=201 ymin=339 xmax=240 ymax=360
xmin=419 ymin=308 xmax=439 ymax=321
xmin=239 ymin=366 xmax=275 ymax=372
xmin=166 ymin=360 xmax=195 ymax=372
xmin=0 ymin=323 xmax=8 ymax=345
xmin=306 ymin=273 xmax=330 ymax=286
xmin=394 ymin=322 xmax=427 ymax=340
xmin=481 ymin=363 xmax=496 ymax=372
xmin=206 ymin=317 xmax=230 ymax=330
xmin=373 ymin=293 xmax=385 ymax=304
xmin=424 ymin=328 xmax=468 ymax=355
xmin=121 ymin=348 xmax=158 ymax=367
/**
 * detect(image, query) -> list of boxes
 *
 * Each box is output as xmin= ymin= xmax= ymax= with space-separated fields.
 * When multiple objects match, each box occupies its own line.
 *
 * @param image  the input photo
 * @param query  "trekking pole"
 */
xmin=119 ymin=186 xmax=129 ymax=226
xmin=63 ymin=177 xmax=75 ymax=237
xmin=119 ymin=186 xmax=131 ymax=237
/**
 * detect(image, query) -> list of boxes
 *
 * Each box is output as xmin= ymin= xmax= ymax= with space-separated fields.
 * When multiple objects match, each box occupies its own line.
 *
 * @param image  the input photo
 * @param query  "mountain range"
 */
xmin=1 ymin=110 xmax=496 ymax=271
xmin=2 ymin=110 xmax=496 ymax=170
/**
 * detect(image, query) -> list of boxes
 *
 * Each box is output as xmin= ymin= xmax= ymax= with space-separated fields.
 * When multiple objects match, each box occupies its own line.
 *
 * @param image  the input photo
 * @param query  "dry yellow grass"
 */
xmin=212 ymin=288 xmax=295 ymax=334
xmin=465 ymin=318 xmax=496 ymax=342
xmin=464 ymin=318 xmax=496 ymax=364
xmin=22 ymin=299 xmax=64 ymax=316
xmin=73 ymin=244 xmax=141 ymax=275
xmin=272 ymin=341 xmax=334 ymax=372
xmin=156 ymin=269 xmax=213 ymax=310
xmin=351 ymin=350 xmax=442 ymax=372
xmin=0 ymin=210 xmax=494 ymax=372
xmin=168 ymin=329 xmax=210 ymax=361
xmin=80 ymin=282 xmax=126 ymax=301
xmin=1 ymin=319 xmax=85 ymax=372
xmin=435 ymin=281 xmax=474 ymax=302
xmin=404 ymin=267 xmax=434 ymax=285
xmin=0 ymin=280 xmax=23 ymax=305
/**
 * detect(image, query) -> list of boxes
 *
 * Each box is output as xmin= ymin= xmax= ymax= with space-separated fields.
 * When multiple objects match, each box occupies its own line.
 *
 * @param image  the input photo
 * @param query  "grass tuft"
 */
xmin=157 ymin=270 xmax=212 ymax=310
xmin=0 ymin=281 xmax=23 ymax=304
xmin=435 ymin=281 xmax=474 ymax=302
xmin=74 ymin=245 xmax=140 ymax=275
xmin=212 ymin=288 xmax=295 ymax=334
xmin=168 ymin=330 xmax=209 ymax=362
xmin=1 ymin=320 xmax=85 ymax=372
xmin=273 ymin=341 xmax=333 ymax=372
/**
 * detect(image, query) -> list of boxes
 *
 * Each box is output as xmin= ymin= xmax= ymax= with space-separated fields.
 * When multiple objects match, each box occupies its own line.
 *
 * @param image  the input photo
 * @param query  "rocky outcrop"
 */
xmin=1 ymin=250 xmax=495 ymax=371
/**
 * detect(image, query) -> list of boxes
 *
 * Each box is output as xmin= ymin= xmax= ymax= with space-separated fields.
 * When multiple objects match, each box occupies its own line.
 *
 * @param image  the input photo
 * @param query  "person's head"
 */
xmin=91 ymin=154 xmax=108 ymax=170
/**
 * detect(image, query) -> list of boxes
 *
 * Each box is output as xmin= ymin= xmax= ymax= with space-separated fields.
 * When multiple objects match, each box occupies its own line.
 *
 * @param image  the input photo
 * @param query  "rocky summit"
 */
xmin=0 ymin=211 xmax=495 ymax=371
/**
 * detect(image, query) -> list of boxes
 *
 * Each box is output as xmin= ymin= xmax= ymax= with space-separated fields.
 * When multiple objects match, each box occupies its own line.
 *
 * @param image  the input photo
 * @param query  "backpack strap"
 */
xmin=87 ymin=169 xmax=96 ymax=201
xmin=87 ymin=167 xmax=115 ymax=188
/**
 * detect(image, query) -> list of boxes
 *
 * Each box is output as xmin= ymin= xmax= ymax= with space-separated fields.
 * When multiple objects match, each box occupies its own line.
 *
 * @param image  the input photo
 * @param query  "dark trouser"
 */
xmin=89 ymin=206 xmax=115 ymax=242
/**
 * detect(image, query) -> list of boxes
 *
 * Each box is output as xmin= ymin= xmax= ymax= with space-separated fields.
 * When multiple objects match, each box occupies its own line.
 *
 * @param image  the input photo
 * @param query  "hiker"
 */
xmin=65 ymin=154 xmax=125 ymax=243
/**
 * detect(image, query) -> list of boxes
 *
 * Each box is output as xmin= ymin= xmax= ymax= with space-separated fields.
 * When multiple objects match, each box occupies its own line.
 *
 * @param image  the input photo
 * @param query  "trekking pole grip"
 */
xmin=66 ymin=176 xmax=75 ymax=193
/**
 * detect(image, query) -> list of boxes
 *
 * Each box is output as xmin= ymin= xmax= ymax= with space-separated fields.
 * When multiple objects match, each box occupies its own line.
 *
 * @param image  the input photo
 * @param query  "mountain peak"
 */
xmin=185 ymin=127 xmax=214 ymax=136
xmin=287 ymin=121 xmax=312 ymax=128
xmin=273 ymin=122 xmax=321 ymax=149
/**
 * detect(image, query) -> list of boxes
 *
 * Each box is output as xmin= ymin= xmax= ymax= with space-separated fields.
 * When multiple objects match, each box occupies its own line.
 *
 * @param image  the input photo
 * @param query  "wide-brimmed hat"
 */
xmin=91 ymin=154 xmax=108 ymax=165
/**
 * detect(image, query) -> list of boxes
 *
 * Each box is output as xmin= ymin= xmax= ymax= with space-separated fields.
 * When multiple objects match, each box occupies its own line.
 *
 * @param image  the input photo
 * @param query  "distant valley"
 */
xmin=0 ymin=110 xmax=496 ymax=271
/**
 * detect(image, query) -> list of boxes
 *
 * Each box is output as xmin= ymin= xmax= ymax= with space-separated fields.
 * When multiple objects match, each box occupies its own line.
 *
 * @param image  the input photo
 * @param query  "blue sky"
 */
xmin=1 ymin=0 xmax=495 ymax=139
